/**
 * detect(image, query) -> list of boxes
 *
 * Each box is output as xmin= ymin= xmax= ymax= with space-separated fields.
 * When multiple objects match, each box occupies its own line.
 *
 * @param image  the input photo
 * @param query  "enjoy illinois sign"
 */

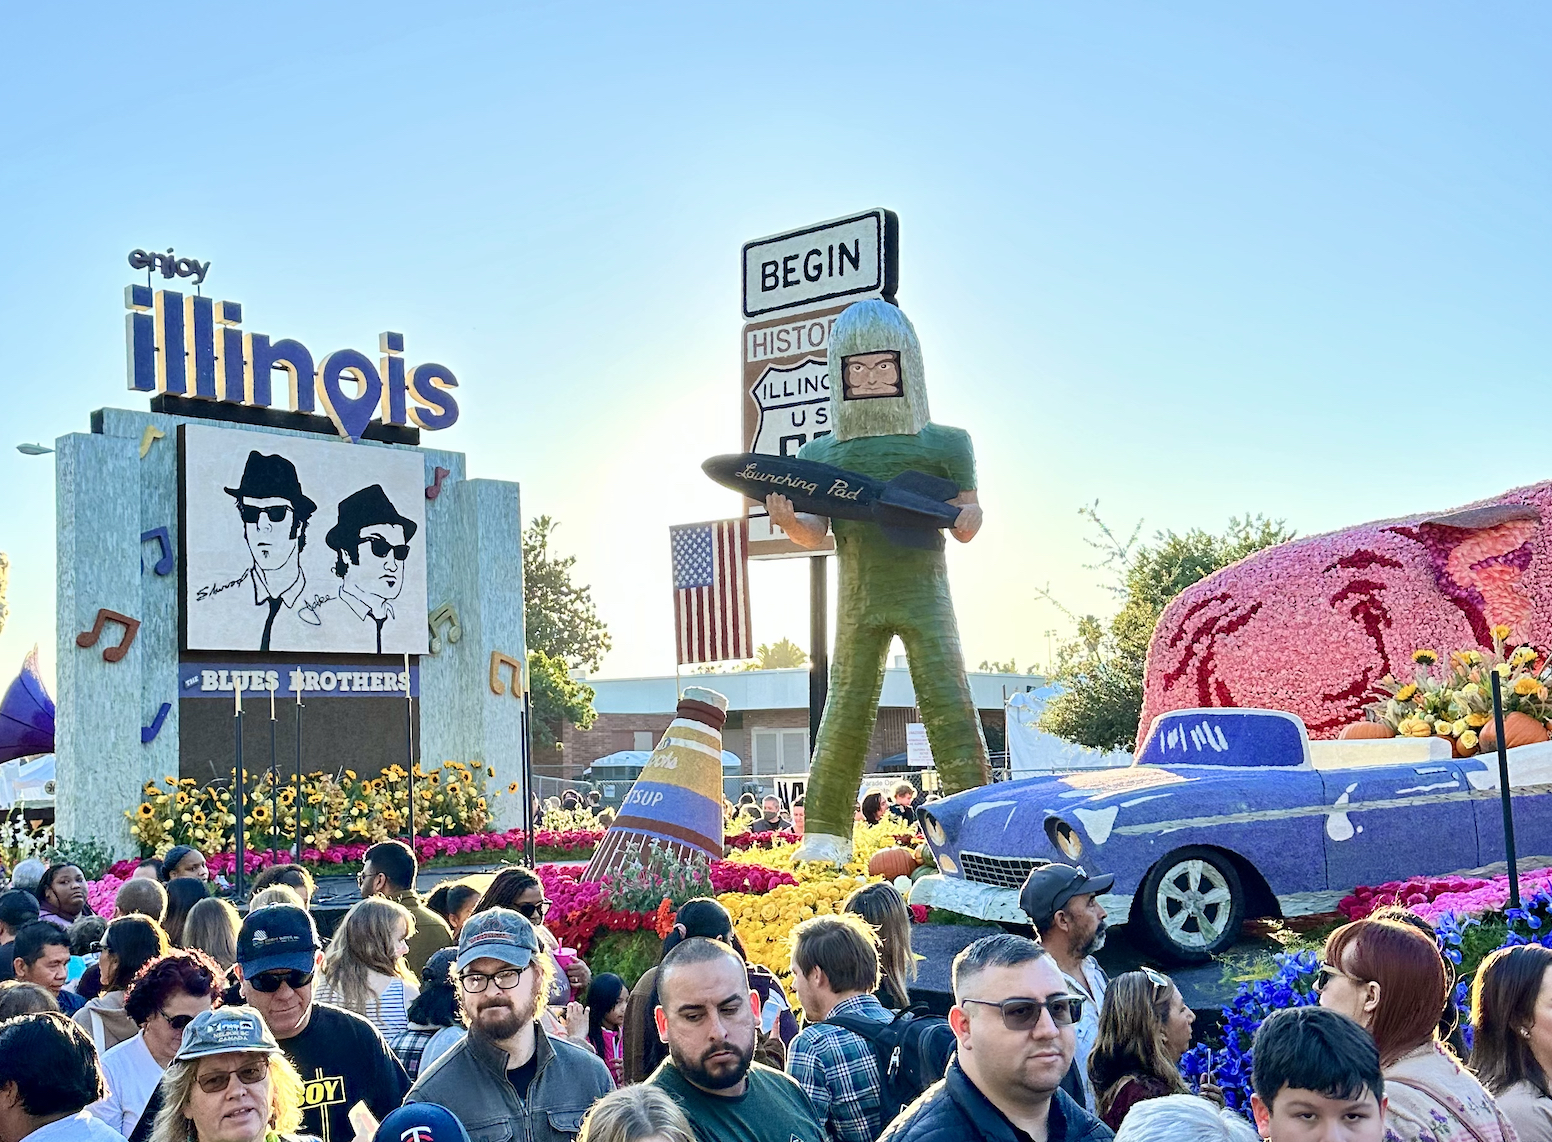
xmin=125 ymin=284 xmax=460 ymax=442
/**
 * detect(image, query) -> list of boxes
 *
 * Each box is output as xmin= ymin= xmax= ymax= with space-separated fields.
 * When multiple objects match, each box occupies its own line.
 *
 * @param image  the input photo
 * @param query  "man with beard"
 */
xmin=406 ymin=909 xmax=612 ymax=1142
xmin=1019 ymin=866 xmax=1112 ymax=1114
xmin=881 ymin=935 xmax=1111 ymax=1142
xmin=235 ymin=905 xmax=408 ymax=1142
xmin=647 ymin=938 xmax=824 ymax=1142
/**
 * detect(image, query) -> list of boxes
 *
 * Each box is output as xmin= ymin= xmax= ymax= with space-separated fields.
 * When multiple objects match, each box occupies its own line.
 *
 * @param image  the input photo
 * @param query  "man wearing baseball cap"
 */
xmin=235 ymin=905 xmax=408 ymax=1142
xmin=1019 ymin=865 xmax=1114 ymax=1113
xmin=406 ymin=908 xmax=612 ymax=1142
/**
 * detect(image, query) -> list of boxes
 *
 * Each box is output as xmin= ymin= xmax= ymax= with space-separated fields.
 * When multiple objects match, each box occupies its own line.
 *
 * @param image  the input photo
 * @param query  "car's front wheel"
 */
xmin=1135 ymin=846 xmax=1245 ymax=964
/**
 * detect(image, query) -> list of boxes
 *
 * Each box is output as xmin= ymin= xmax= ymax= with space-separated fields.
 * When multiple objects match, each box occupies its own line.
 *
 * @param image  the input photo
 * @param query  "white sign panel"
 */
xmin=906 ymin=722 xmax=934 ymax=768
xmin=182 ymin=424 xmax=429 ymax=654
xmin=742 ymin=209 xmax=898 ymax=319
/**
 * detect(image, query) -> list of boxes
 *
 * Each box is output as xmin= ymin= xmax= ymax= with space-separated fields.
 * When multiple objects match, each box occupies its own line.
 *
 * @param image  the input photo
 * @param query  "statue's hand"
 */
xmin=765 ymin=493 xmax=798 ymax=530
xmin=765 ymin=494 xmax=828 ymax=549
xmin=952 ymin=503 xmax=984 ymax=543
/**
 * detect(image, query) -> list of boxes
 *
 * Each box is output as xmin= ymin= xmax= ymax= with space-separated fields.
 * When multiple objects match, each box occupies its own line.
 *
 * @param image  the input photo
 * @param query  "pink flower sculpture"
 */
xmin=1142 ymin=487 xmax=1552 ymax=741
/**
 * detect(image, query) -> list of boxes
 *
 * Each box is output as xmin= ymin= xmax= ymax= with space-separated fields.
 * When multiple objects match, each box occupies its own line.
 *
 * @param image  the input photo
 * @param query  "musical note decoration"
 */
xmin=138 ymin=425 xmax=165 ymax=458
xmin=426 ymin=466 xmax=451 ymax=500
xmin=76 ymin=609 xmax=140 ymax=663
xmin=428 ymin=603 xmax=462 ymax=653
xmin=140 ymin=527 xmax=174 ymax=576
xmin=141 ymin=702 xmax=171 ymax=744
xmin=489 ymin=651 xmax=523 ymax=698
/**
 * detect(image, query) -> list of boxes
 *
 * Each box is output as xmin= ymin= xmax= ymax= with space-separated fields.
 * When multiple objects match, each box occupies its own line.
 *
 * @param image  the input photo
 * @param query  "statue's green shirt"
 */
xmin=799 ymin=423 xmax=975 ymax=576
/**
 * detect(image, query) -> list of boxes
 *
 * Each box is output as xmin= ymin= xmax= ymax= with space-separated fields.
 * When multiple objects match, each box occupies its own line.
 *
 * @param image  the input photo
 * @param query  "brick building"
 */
xmin=548 ymin=663 xmax=1040 ymax=783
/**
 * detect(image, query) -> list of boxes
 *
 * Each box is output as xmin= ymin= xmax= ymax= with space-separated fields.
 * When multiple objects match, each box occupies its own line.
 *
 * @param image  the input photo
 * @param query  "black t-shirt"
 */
xmin=507 ymin=1054 xmax=539 ymax=1099
xmin=282 ymin=1003 xmax=409 ymax=1142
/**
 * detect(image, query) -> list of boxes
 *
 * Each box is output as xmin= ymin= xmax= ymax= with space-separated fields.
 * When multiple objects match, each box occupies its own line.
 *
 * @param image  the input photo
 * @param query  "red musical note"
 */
xmin=426 ymin=466 xmax=450 ymax=500
xmin=76 ymin=609 xmax=141 ymax=663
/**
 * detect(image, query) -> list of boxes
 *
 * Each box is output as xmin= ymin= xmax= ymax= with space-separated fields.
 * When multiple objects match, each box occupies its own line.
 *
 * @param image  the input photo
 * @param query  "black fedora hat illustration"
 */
xmin=326 ymin=484 xmax=418 ymax=552
xmin=224 ymin=451 xmax=318 ymax=517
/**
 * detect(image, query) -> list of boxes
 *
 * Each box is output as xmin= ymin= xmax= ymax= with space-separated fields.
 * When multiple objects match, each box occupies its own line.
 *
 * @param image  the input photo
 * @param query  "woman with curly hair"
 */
xmin=1089 ymin=968 xmax=1217 ymax=1131
xmin=314 ymin=897 xmax=419 ymax=1038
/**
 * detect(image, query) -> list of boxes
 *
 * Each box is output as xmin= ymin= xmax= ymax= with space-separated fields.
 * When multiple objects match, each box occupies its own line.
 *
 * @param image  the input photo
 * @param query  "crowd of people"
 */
xmin=6 ymin=829 xmax=1552 ymax=1142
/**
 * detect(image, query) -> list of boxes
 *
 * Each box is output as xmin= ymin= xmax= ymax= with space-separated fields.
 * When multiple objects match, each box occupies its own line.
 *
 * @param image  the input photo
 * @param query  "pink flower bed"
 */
xmin=1340 ymin=867 xmax=1552 ymax=924
xmin=1140 ymin=482 xmax=1552 ymax=739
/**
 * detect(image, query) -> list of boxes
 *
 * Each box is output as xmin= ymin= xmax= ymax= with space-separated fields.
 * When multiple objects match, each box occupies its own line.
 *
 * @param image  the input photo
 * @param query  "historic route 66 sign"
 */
xmin=749 ymin=357 xmax=829 ymax=457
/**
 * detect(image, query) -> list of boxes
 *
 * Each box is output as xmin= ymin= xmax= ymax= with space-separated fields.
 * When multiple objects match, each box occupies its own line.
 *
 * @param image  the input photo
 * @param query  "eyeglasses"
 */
xmin=247 ymin=969 xmax=314 ymax=993
xmin=459 ymin=966 xmax=527 ymax=993
xmin=366 ymin=536 xmax=411 ymax=561
xmin=195 ymin=1062 xmax=268 ymax=1094
xmin=514 ymin=900 xmax=552 ymax=921
xmin=239 ymin=504 xmax=292 ymax=525
xmin=160 ymin=1010 xmax=198 ymax=1031
xmin=960 ymin=994 xmax=1084 ymax=1030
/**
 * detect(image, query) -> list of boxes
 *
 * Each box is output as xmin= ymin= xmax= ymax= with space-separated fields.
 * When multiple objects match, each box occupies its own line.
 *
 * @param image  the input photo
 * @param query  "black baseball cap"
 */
xmin=1019 ymin=863 xmax=1115 ymax=929
xmin=0 ymin=889 xmax=40 ymax=929
xmin=238 ymin=905 xmax=319 ymax=975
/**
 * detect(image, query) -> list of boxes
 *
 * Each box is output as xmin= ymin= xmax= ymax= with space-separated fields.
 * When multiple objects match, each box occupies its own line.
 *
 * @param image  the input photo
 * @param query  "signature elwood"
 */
xmin=298 ymin=593 xmax=334 ymax=627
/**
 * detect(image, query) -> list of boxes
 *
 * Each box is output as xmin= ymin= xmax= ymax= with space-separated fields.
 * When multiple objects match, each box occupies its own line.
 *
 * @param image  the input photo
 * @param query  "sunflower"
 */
xmin=137 ymin=803 xmax=155 ymax=819
xmin=1413 ymin=650 xmax=1438 ymax=665
xmin=508 ymin=783 xmax=519 ymax=794
xmin=1395 ymin=684 xmax=1419 ymax=702
xmin=1494 ymin=624 xmax=1513 ymax=642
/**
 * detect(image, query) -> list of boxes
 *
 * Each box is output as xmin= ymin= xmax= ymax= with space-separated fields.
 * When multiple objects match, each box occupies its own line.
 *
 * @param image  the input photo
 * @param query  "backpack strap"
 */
xmin=821 ymin=1012 xmax=895 ymax=1042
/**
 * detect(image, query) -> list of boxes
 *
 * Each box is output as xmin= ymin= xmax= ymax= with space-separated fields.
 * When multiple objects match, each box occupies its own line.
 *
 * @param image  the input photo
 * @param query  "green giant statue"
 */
xmin=766 ymin=299 xmax=991 ymax=865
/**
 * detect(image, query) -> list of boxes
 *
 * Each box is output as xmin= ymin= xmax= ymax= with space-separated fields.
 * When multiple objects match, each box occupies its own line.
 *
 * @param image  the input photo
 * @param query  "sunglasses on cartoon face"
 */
xmin=240 ymin=504 xmax=292 ymax=525
xmin=364 ymin=536 xmax=411 ymax=560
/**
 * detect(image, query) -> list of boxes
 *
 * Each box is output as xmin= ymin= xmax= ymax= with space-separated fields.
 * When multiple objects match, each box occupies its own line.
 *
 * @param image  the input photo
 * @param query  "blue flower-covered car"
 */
xmin=911 ymin=707 xmax=1552 ymax=962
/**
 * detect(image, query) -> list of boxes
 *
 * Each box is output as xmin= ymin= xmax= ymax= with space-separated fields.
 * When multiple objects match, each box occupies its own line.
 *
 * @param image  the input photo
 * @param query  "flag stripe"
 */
xmin=670 ymin=519 xmax=751 ymax=665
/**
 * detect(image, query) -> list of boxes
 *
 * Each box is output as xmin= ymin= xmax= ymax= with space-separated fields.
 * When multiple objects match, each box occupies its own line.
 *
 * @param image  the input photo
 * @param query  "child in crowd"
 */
xmin=1250 ymin=1006 xmax=1386 ymax=1141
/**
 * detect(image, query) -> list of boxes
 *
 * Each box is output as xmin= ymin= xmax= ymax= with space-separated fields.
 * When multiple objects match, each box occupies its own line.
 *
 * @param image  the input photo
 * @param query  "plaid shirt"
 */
xmin=787 ymin=993 xmax=893 ymax=1142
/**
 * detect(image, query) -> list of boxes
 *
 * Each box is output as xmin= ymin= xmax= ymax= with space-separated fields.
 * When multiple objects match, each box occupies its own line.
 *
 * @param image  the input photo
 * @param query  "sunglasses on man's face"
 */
xmin=248 ymin=969 xmax=314 ymax=993
xmin=365 ymin=536 xmax=411 ymax=561
xmin=960 ymin=994 xmax=1084 ymax=1030
xmin=195 ymin=1062 xmax=268 ymax=1094
xmin=239 ymin=504 xmax=292 ymax=525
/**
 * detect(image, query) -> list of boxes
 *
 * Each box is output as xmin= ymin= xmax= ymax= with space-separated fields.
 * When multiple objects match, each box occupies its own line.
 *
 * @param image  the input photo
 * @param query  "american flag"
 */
xmin=671 ymin=519 xmax=752 ymax=664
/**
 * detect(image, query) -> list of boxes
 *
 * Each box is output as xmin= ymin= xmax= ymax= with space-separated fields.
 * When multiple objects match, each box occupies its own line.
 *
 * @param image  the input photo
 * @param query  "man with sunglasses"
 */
xmin=1019 ymin=865 xmax=1113 ymax=1113
xmin=235 ymin=905 xmax=408 ymax=1142
xmin=406 ymin=909 xmax=613 ymax=1142
xmin=881 ymin=934 xmax=1113 ymax=1142
xmin=326 ymin=484 xmax=417 ymax=654
xmin=220 ymin=451 xmax=318 ymax=653
xmin=357 ymin=842 xmax=453 ymax=977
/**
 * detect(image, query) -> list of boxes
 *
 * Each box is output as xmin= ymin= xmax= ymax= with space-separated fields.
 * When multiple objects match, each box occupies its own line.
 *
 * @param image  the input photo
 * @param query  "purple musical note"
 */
xmin=426 ymin=466 xmax=450 ymax=500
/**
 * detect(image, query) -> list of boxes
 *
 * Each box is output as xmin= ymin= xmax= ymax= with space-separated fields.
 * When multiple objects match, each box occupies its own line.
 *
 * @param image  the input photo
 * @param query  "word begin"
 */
xmin=126 ymin=286 xmax=459 ymax=441
xmin=128 ymin=248 xmax=211 ymax=284
xmin=198 ymin=668 xmax=410 ymax=693
xmin=760 ymin=239 xmax=862 ymax=293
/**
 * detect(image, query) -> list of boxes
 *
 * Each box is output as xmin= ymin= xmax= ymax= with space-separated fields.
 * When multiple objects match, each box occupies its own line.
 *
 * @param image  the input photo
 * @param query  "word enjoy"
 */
xmin=128 ymin=248 xmax=211 ymax=284
xmin=126 ymin=286 xmax=459 ymax=442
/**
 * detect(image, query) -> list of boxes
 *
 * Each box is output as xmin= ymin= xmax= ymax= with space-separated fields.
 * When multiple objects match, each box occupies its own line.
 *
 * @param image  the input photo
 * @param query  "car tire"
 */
xmin=1135 ymin=846 xmax=1245 ymax=964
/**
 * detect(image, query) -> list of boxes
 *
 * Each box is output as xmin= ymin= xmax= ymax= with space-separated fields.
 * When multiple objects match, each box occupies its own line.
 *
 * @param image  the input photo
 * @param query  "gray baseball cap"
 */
xmin=1019 ymin=863 xmax=1116 ymax=929
xmin=456 ymin=907 xmax=540 ymax=973
xmin=174 ymin=1007 xmax=280 ymax=1062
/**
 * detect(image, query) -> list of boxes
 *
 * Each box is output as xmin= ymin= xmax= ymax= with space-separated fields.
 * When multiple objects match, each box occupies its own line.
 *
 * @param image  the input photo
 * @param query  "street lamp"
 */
xmin=15 ymin=444 xmax=52 ymax=456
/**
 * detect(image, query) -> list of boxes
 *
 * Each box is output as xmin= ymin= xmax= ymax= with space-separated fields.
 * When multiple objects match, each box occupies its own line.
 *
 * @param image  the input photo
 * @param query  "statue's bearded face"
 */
xmin=842 ymin=351 xmax=903 ymax=400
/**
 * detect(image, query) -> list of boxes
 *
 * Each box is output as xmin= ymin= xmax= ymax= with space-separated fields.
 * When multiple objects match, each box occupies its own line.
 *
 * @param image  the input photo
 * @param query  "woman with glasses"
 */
xmin=1317 ymin=916 xmax=1514 ymax=1142
xmin=1089 ymin=968 xmax=1218 ymax=1131
xmin=91 ymin=949 xmax=223 ymax=1138
xmin=315 ymin=897 xmax=420 ymax=1038
xmin=148 ymin=1007 xmax=312 ymax=1142
xmin=74 ymin=915 xmax=168 ymax=1052
xmin=475 ymin=866 xmax=593 ymax=1001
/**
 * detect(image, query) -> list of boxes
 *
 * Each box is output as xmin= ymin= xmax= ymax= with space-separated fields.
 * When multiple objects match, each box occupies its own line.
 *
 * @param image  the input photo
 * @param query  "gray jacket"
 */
xmin=406 ymin=1023 xmax=614 ymax=1142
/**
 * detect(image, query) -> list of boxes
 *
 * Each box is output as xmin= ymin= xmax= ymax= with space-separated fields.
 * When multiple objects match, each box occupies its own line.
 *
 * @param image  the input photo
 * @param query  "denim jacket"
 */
xmin=406 ymin=1022 xmax=614 ymax=1142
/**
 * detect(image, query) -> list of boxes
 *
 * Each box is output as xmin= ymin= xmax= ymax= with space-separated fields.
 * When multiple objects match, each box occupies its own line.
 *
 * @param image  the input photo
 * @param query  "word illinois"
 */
xmin=126 ymin=285 xmax=459 ymax=442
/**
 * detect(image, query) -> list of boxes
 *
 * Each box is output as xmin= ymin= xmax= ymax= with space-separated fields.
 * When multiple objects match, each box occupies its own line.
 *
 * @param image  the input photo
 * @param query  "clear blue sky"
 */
xmin=2 ymin=3 xmax=1548 ymax=687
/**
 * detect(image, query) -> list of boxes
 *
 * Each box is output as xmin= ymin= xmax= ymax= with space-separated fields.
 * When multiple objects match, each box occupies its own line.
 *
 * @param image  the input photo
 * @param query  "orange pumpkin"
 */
xmin=1479 ymin=711 xmax=1550 ymax=753
xmin=1339 ymin=721 xmax=1396 ymax=740
xmin=868 ymin=846 xmax=919 ymax=880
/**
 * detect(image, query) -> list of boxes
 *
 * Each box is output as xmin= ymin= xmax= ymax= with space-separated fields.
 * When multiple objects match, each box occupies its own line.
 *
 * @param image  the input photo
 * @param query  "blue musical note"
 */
xmin=142 ymin=702 xmax=171 ymax=744
xmin=141 ymin=527 xmax=173 ymax=576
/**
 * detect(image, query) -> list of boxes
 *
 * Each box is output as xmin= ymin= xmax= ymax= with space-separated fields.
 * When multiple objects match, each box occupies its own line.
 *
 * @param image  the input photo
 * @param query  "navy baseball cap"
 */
xmin=238 ymin=904 xmax=319 ymax=975
xmin=375 ymin=1104 xmax=472 ymax=1142
xmin=456 ymin=907 xmax=540 ymax=973
xmin=1019 ymin=863 xmax=1116 ymax=929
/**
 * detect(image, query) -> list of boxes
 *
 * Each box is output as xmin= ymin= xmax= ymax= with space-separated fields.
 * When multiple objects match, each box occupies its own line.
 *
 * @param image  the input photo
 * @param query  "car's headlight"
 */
xmin=1046 ymin=817 xmax=1083 ymax=861
xmin=921 ymin=811 xmax=946 ymax=848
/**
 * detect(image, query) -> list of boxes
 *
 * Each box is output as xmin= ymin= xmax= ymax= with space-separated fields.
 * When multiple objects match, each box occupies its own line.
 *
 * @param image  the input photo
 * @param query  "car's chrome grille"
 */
xmin=960 ymin=851 xmax=1047 ymax=889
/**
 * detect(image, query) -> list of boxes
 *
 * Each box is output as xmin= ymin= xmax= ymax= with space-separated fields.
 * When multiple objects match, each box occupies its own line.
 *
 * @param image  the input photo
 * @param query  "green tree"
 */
xmin=1038 ymin=505 xmax=1294 ymax=751
xmin=523 ymin=516 xmax=609 ymax=743
xmin=744 ymin=638 xmax=808 ymax=670
xmin=978 ymin=658 xmax=1033 ymax=674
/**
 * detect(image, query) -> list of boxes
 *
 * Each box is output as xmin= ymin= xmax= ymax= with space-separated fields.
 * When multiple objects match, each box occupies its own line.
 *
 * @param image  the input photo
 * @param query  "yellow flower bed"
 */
xmin=723 ymin=819 xmax=917 ymax=878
